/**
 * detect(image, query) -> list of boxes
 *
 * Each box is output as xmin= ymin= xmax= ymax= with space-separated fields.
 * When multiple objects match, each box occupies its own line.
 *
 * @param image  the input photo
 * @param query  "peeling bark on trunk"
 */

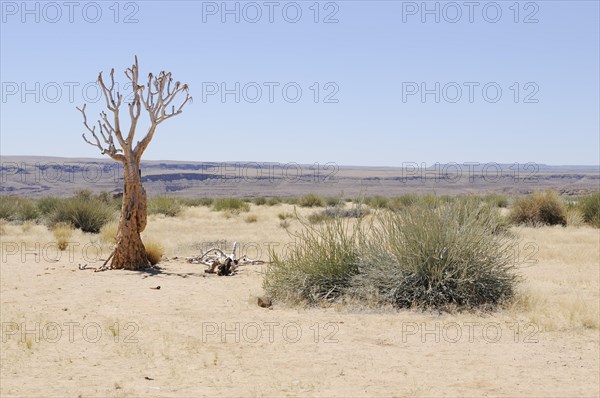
xmin=111 ymin=161 xmax=150 ymax=270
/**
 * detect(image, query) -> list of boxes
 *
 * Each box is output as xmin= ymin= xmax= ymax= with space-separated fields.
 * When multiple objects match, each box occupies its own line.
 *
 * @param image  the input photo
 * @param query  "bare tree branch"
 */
xmin=125 ymin=56 xmax=142 ymax=143
xmin=77 ymin=104 xmax=125 ymax=162
xmin=78 ymin=56 xmax=190 ymax=165
xmin=133 ymin=64 xmax=192 ymax=160
xmin=97 ymin=68 xmax=128 ymax=151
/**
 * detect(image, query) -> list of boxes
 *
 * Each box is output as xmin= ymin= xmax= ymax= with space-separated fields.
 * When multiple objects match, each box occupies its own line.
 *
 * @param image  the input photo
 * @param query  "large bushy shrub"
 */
xmin=0 ymin=196 xmax=19 ymax=220
xmin=49 ymin=197 xmax=115 ymax=233
xmin=264 ymin=198 xmax=519 ymax=310
xmin=148 ymin=196 xmax=182 ymax=217
xmin=509 ymin=191 xmax=566 ymax=226
xmin=351 ymin=200 xmax=518 ymax=309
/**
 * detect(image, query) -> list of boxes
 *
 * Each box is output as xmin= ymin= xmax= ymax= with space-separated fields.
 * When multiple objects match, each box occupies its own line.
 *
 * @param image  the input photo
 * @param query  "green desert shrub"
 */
xmin=212 ymin=198 xmax=250 ymax=213
xmin=387 ymin=194 xmax=419 ymax=210
xmin=96 ymin=191 xmax=113 ymax=204
xmin=49 ymin=197 xmax=115 ymax=233
xmin=0 ymin=196 xmax=42 ymax=222
xmin=351 ymin=200 xmax=518 ymax=309
xmin=180 ymin=198 xmax=213 ymax=207
xmin=323 ymin=206 xmax=369 ymax=219
xmin=307 ymin=212 xmax=330 ymax=224
xmin=308 ymin=205 xmax=370 ymax=225
xmin=252 ymin=197 xmax=267 ymax=206
xmin=366 ymin=196 xmax=389 ymax=209
xmin=277 ymin=212 xmax=291 ymax=220
xmin=421 ymin=194 xmax=455 ymax=208
xmin=73 ymin=189 xmax=94 ymax=201
xmin=266 ymin=197 xmax=282 ymax=206
xmin=308 ymin=203 xmax=371 ymax=224
xmin=37 ymin=196 xmax=63 ymax=216
xmin=580 ymin=193 xmax=600 ymax=227
xmin=325 ymin=196 xmax=342 ymax=207
xmin=265 ymin=199 xmax=518 ymax=310
xmin=198 ymin=198 xmax=215 ymax=207
xmin=483 ymin=194 xmax=509 ymax=208
xmin=264 ymin=216 xmax=364 ymax=304
xmin=16 ymin=199 xmax=39 ymax=222
xmin=0 ymin=196 xmax=19 ymax=220
xmin=509 ymin=191 xmax=567 ymax=226
xmin=148 ymin=196 xmax=182 ymax=217
xmin=281 ymin=197 xmax=299 ymax=205
xmin=298 ymin=194 xmax=324 ymax=208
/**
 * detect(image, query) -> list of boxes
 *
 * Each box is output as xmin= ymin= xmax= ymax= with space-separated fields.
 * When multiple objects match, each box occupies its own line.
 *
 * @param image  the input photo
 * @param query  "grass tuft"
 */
xmin=579 ymin=192 xmax=600 ymax=227
xmin=266 ymin=197 xmax=282 ymax=206
xmin=180 ymin=197 xmax=214 ymax=207
xmin=252 ymin=197 xmax=267 ymax=206
xmin=299 ymin=194 xmax=324 ymax=208
xmin=144 ymin=241 xmax=164 ymax=265
xmin=264 ymin=215 xmax=364 ymax=304
xmin=366 ymin=196 xmax=389 ymax=209
xmin=510 ymin=191 xmax=567 ymax=226
xmin=212 ymin=198 xmax=250 ymax=213
xmin=279 ymin=220 xmax=291 ymax=229
xmin=244 ymin=214 xmax=258 ymax=223
xmin=52 ymin=222 xmax=74 ymax=251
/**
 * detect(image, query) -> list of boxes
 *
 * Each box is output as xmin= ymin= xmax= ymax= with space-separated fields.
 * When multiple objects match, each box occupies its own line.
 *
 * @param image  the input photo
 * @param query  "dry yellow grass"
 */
xmin=144 ymin=240 xmax=164 ymax=265
xmin=0 ymin=204 xmax=598 ymax=397
xmin=566 ymin=207 xmax=585 ymax=227
xmin=51 ymin=222 xmax=74 ymax=251
xmin=99 ymin=220 xmax=118 ymax=245
xmin=507 ymin=226 xmax=600 ymax=332
xmin=140 ymin=204 xmax=311 ymax=258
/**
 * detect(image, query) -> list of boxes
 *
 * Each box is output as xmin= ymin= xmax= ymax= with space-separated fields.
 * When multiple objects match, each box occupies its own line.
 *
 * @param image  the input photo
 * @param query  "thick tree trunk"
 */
xmin=111 ymin=160 xmax=150 ymax=270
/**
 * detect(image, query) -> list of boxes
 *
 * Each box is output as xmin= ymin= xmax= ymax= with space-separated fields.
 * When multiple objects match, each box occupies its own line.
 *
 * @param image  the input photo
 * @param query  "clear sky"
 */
xmin=1 ymin=0 xmax=599 ymax=166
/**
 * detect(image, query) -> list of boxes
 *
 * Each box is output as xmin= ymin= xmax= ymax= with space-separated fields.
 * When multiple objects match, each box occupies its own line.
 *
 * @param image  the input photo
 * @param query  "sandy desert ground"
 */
xmin=1 ymin=205 xmax=599 ymax=397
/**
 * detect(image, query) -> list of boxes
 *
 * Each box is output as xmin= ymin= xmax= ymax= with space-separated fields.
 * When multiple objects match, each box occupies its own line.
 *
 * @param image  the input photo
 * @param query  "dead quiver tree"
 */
xmin=77 ymin=57 xmax=191 ymax=270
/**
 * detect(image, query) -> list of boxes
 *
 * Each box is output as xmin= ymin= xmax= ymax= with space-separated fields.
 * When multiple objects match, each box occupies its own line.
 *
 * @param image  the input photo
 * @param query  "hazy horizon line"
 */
xmin=1 ymin=154 xmax=599 ymax=169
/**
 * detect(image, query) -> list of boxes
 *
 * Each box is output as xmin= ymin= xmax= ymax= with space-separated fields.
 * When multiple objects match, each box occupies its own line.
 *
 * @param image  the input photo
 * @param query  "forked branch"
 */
xmin=78 ymin=56 xmax=191 ymax=163
xmin=77 ymin=104 xmax=125 ymax=162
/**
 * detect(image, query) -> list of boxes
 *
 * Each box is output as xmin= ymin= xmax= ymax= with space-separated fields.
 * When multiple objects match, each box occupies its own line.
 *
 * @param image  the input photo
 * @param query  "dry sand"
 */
xmin=1 ymin=205 xmax=599 ymax=397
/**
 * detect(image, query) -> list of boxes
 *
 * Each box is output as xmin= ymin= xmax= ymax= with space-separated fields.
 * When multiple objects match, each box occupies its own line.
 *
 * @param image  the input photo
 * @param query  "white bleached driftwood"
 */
xmin=185 ymin=241 xmax=266 ymax=276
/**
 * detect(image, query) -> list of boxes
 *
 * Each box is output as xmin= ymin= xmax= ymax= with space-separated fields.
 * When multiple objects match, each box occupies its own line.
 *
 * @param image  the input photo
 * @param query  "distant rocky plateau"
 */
xmin=1 ymin=156 xmax=598 ymax=198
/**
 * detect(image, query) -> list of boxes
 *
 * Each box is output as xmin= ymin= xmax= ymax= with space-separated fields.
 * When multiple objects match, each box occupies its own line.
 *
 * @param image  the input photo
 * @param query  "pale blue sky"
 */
xmin=1 ymin=0 xmax=599 ymax=166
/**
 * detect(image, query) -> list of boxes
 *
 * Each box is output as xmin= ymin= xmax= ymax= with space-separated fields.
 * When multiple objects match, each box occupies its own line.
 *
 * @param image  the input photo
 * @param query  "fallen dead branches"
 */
xmin=185 ymin=241 xmax=267 ymax=276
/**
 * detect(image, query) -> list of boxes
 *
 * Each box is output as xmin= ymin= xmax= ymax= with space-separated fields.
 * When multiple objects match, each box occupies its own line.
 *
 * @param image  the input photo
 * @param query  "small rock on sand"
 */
xmin=257 ymin=296 xmax=272 ymax=308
